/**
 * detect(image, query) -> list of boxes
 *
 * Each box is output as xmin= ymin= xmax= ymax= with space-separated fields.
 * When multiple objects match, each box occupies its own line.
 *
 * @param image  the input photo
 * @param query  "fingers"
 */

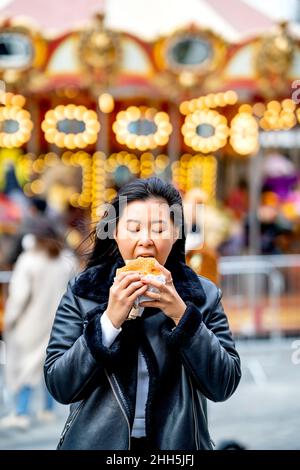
xmin=115 ymin=270 xmax=139 ymax=282
xmin=140 ymin=277 xmax=167 ymax=291
xmin=139 ymin=300 xmax=161 ymax=308
xmin=117 ymin=272 xmax=142 ymax=289
xmin=125 ymin=280 xmax=145 ymax=297
xmin=141 ymin=290 xmax=161 ymax=301
xmin=128 ymin=284 xmax=148 ymax=302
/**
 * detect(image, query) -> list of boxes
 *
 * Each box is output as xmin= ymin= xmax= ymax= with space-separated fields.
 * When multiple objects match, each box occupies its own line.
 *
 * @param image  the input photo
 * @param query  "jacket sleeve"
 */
xmin=161 ymin=285 xmax=241 ymax=402
xmin=44 ymin=282 xmax=120 ymax=404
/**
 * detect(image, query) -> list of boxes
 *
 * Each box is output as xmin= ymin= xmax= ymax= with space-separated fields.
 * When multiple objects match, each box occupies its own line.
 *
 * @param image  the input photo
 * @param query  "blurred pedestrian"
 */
xmin=0 ymin=220 xmax=78 ymax=429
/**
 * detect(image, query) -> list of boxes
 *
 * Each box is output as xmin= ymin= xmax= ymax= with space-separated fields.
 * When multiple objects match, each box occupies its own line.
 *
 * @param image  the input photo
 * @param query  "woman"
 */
xmin=44 ymin=177 xmax=241 ymax=450
xmin=1 ymin=221 xmax=77 ymax=429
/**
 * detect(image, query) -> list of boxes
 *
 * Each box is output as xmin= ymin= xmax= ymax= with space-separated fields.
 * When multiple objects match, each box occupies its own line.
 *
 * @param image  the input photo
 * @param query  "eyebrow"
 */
xmin=126 ymin=219 xmax=167 ymax=224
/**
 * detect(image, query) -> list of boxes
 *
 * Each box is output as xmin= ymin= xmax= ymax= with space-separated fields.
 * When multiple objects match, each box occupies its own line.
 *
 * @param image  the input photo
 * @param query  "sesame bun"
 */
xmin=116 ymin=257 xmax=161 ymax=276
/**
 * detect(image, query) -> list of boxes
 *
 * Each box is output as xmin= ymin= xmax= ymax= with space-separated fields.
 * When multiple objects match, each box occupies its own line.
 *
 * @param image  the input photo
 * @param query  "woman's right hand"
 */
xmin=105 ymin=271 xmax=148 ymax=328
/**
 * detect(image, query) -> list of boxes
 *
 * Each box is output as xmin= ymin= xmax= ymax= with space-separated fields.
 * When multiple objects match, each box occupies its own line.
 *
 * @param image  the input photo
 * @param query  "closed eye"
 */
xmin=127 ymin=222 xmax=140 ymax=232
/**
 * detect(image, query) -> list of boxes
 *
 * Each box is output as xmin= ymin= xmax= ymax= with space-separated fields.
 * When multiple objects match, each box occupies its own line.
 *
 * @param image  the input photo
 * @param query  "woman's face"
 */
xmin=114 ymin=198 xmax=179 ymax=265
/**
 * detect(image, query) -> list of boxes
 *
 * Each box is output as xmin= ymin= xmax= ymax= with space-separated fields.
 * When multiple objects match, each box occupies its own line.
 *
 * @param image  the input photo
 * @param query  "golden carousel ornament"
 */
xmin=0 ymin=92 xmax=33 ymax=148
xmin=255 ymin=22 xmax=295 ymax=98
xmin=0 ymin=22 xmax=47 ymax=91
xmin=78 ymin=14 xmax=121 ymax=92
xmin=153 ymin=26 xmax=227 ymax=98
xmin=112 ymin=106 xmax=172 ymax=151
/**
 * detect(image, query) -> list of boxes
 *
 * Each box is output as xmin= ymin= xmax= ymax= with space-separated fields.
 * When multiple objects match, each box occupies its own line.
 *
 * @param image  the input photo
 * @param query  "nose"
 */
xmin=137 ymin=228 xmax=154 ymax=247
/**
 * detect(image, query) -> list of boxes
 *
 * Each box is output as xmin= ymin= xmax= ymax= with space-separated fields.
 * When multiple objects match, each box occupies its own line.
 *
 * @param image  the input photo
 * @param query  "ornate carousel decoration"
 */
xmin=153 ymin=27 xmax=227 ymax=96
xmin=230 ymin=110 xmax=259 ymax=156
xmin=112 ymin=106 xmax=172 ymax=151
xmin=255 ymin=23 xmax=295 ymax=98
xmin=0 ymin=23 xmax=47 ymax=90
xmin=78 ymin=14 xmax=121 ymax=92
xmin=0 ymin=92 xmax=33 ymax=148
xmin=260 ymin=99 xmax=296 ymax=131
xmin=42 ymin=105 xmax=100 ymax=149
xmin=181 ymin=109 xmax=229 ymax=153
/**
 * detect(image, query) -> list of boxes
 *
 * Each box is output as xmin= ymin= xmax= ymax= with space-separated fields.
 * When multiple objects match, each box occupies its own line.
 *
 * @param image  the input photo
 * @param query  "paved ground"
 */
xmin=208 ymin=337 xmax=300 ymax=450
xmin=0 ymin=337 xmax=299 ymax=450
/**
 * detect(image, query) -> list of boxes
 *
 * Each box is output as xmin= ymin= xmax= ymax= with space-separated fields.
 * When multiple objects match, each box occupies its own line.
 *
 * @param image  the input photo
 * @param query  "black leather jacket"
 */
xmin=44 ymin=256 xmax=241 ymax=450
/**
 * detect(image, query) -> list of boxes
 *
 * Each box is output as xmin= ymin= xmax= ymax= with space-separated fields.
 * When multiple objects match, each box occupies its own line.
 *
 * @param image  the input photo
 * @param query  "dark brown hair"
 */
xmin=87 ymin=177 xmax=186 ymax=268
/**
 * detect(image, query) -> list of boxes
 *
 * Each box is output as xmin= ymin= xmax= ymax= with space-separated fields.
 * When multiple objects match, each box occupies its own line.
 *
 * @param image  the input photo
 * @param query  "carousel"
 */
xmin=1 ymin=1 xmax=300 ymax=334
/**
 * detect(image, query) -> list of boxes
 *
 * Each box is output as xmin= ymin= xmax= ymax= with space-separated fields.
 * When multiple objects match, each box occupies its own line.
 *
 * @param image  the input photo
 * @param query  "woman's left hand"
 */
xmin=139 ymin=262 xmax=187 ymax=325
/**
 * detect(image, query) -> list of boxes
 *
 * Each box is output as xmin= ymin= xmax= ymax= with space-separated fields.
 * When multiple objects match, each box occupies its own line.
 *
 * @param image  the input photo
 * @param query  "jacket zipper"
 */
xmin=188 ymin=375 xmax=200 ymax=450
xmin=58 ymin=401 xmax=84 ymax=448
xmin=104 ymin=369 xmax=131 ymax=450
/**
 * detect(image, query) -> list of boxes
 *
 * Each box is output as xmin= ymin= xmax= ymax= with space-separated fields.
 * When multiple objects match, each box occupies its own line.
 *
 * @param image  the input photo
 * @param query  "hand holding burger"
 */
xmin=139 ymin=260 xmax=187 ymax=325
xmin=106 ymin=257 xmax=186 ymax=328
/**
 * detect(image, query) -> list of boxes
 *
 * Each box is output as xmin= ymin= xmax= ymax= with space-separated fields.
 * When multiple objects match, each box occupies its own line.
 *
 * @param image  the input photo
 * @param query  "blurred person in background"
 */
xmin=3 ymin=197 xmax=51 ymax=267
xmin=244 ymin=190 xmax=293 ymax=255
xmin=183 ymin=188 xmax=243 ymax=283
xmin=0 ymin=220 xmax=78 ymax=429
xmin=225 ymin=178 xmax=249 ymax=221
xmin=183 ymin=188 xmax=206 ymax=252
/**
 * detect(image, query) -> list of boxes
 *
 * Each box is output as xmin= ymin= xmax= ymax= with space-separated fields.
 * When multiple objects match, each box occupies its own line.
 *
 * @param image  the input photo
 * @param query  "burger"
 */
xmin=115 ymin=257 xmax=166 ymax=310
xmin=116 ymin=256 xmax=161 ymax=276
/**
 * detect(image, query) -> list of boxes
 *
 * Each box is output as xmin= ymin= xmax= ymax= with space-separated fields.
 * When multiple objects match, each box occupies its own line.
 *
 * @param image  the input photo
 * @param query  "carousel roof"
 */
xmin=0 ymin=0 xmax=285 ymax=41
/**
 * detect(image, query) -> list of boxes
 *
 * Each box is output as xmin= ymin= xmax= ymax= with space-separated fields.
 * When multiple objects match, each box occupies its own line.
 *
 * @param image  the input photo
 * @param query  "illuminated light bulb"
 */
xmin=3 ymin=92 xmax=14 ymax=106
xmin=31 ymin=179 xmax=45 ymax=194
xmin=16 ymin=109 xmax=30 ymax=121
xmin=204 ymin=94 xmax=215 ymax=108
xmin=74 ymin=106 xmax=87 ymax=120
xmin=145 ymin=108 xmax=156 ymax=120
xmin=230 ymin=112 xmax=258 ymax=155
xmin=267 ymin=101 xmax=281 ymax=113
xmin=54 ymin=133 xmax=65 ymax=147
xmin=98 ymin=93 xmax=115 ymax=113
xmin=239 ymin=104 xmax=252 ymax=114
xmin=83 ymin=110 xmax=98 ymax=122
xmin=45 ymin=129 xmax=56 ymax=143
xmin=252 ymin=102 xmax=266 ymax=117
xmin=2 ymin=107 xmax=11 ymax=120
xmin=65 ymin=104 xmax=77 ymax=119
xmin=74 ymin=134 xmax=87 ymax=148
xmin=127 ymin=106 xmax=141 ymax=121
xmin=224 ymin=90 xmax=238 ymax=105
xmin=11 ymin=94 xmax=26 ymax=108
xmin=64 ymin=134 xmax=76 ymax=149
xmin=126 ymin=134 xmax=137 ymax=149
xmin=41 ymin=120 xmax=53 ymax=132
xmin=54 ymin=105 xmax=66 ymax=120
xmin=86 ymin=121 xmax=100 ymax=133
xmin=155 ymin=135 xmax=168 ymax=146
xmin=20 ymin=121 xmax=33 ymax=132
xmin=179 ymin=101 xmax=190 ymax=115
xmin=214 ymin=93 xmax=226 ymax=107
xmin=154 ymin=112 xmax=169 ymax=123
xmin=282 ymin=99 xmax=296 ymax=111
xmin=44 ymin=110 xmax=56 ymax=124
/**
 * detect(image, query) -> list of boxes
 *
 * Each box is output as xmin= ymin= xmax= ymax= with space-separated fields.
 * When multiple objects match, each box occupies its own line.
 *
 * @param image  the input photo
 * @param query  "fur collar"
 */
xmin=72 ymin=254 xmax=206 ymax=308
